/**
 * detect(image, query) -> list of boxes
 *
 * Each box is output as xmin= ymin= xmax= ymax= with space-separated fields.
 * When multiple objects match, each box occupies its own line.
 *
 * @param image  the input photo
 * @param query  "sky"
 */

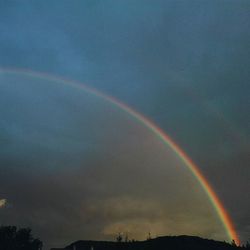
xmin=0 ymin=0 xmax=249 ymax=248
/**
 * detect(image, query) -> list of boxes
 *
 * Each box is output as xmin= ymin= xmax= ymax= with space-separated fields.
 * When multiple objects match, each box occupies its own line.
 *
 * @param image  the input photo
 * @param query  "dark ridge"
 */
xmin=51 ymin=235 xmax=241 ymax=250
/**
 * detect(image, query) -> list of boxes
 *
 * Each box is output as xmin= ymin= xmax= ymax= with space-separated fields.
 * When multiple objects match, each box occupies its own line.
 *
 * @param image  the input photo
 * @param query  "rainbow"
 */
xmin=0 ymin=68 xmax=240 ymax=245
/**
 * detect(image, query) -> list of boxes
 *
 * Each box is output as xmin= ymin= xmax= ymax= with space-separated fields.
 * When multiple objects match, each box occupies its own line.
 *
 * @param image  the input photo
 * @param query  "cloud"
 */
xmin=0 ymin=199 xmax=6 ymax=208
xmin=0 ymin=72 xmax=228 ymax=249
xmin=0 ymin=0 xmax=249 ymax=247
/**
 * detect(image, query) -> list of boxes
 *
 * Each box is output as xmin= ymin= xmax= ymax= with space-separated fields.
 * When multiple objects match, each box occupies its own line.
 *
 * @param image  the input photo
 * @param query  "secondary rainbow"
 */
xmin=0 ymin=68 xmax=240 ymax=245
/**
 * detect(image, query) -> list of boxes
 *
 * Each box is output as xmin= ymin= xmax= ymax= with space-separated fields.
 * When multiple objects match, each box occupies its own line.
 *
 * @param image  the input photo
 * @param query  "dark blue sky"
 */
xmin=0 ymin=0 xmax=249 ymax=246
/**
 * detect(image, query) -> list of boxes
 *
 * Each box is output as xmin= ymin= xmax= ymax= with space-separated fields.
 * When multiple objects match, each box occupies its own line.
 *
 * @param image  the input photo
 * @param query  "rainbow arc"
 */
xmin=0 ymin=68 xmax=240 ymax=245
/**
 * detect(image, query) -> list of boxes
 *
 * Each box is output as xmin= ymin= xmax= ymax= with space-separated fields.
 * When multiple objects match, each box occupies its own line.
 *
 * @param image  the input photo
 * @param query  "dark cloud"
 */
xmin=0 ymin=0 xmax=249 ymax=247
xmin=0 ymin=73 xmax=228 ymax=249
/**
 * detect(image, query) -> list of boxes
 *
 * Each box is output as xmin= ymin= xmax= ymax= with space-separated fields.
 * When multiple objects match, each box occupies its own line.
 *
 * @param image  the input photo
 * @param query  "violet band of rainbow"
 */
xmin=0 ymin=68 xmax=240 ymax=245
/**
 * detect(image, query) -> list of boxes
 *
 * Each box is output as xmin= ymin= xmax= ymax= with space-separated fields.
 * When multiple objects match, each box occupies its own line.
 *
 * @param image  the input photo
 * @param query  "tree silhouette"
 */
xmin=116 ymin=233 xmax=123 ymax=243
xmin=231 ymin=239 xmax=237 ymax=247
xmin=246 ymin=241 xmax=250 ymax=249
xmin=147 ymin=232 xmax=151 ymax=241
xmin=0 ymin=226 xmax=42 ymax=250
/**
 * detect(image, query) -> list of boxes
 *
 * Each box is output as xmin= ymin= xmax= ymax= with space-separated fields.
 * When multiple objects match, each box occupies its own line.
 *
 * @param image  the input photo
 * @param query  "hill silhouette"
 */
xmin=51 ymin=235 xmax=244 ymax=250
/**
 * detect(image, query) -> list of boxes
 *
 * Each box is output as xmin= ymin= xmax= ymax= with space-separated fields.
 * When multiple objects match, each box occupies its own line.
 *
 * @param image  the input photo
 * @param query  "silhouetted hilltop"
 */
xmin=51 ymin=235 xmax=241 ymax=250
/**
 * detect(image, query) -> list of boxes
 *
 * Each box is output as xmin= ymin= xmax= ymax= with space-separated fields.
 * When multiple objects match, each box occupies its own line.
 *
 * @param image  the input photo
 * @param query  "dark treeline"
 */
xmin=0 ymin=226 xmax=42 ymax=250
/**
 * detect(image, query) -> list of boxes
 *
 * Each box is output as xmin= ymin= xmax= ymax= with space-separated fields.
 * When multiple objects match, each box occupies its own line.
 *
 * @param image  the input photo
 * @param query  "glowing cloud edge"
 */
xmin=0 ymin=199 xmax=6 ymax=208
xmin=0 ymin=68 xmax=240 ymax=245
